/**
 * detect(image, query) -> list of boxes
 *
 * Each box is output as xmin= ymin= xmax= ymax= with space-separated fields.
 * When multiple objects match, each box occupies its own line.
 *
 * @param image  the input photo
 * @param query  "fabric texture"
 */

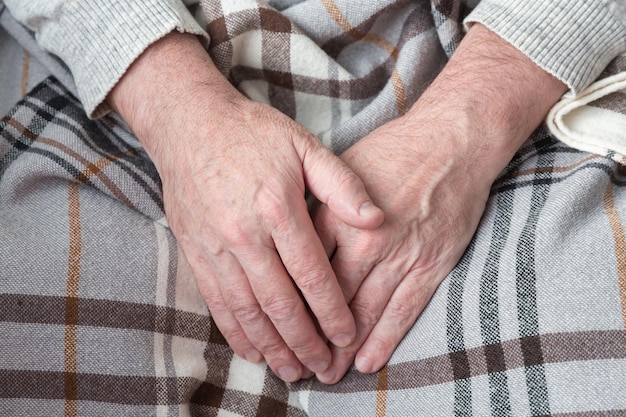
xmin=0 ymin=8 xmax=76 ymax=117
xmin=2 ymin=0 xmax=208 ymax=118
xmin=4 ymin=0 xmax=626 ymax=120
xmin=2 ymin=1 xmax=626 ymax=416
xmin=465 ymin=0 xmax=626 ymax=95
xmin=2 ymin=75 xmax=626 ymax=417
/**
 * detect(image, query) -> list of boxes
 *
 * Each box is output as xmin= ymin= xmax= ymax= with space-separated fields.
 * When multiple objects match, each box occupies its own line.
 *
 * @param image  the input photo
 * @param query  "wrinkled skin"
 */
xmin=312 ymin=24 xmax=568 ymax=384
xmin=107 ymin=32 xmax=384 ymax=382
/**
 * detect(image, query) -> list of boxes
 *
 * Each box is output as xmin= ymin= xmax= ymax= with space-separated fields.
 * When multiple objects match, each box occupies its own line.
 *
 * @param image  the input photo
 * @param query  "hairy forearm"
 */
xmin=106 ymin=31 xmax=240 ymax=161
xmin=406 ymin=23 xmax=568 ymax=180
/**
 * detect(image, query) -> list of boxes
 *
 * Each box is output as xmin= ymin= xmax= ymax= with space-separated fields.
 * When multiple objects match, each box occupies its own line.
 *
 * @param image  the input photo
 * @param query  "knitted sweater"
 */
xmin=3 ymin=0 xmax=626 ymax=119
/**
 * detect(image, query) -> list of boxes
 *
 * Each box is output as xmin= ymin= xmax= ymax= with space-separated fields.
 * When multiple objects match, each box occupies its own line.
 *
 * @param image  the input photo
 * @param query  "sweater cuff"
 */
xmin=464 ymin=0 xmax=626 ymax=95
xmin=33 ymin=0 xmax=208 ymax=118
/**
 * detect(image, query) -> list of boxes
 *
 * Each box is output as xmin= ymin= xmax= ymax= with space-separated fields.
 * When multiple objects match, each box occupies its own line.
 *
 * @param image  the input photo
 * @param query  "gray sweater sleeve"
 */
xmin=4 ymin=1 xmax=626 ymax=117
xmin=465 ymin=0 xmax=626 ymax=95
xmin=3 ymin=0 xmax=208 ymax=118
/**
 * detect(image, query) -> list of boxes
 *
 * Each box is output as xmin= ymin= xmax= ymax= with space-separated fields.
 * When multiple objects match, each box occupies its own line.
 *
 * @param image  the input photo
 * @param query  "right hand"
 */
xmin=107 ymin=32 xmax=384 ymax=382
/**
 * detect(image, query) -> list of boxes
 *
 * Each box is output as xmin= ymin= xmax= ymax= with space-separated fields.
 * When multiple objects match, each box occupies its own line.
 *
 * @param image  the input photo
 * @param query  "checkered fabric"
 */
xmin=2 ymin=1 xmax=626 ymax=416
xmin=202 ymin=0 xmax=473 ymax=154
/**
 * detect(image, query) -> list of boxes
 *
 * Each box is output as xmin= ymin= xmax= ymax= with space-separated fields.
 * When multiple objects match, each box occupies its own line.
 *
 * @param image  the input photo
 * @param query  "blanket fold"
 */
xmin=547 ymin=55 xmax=626 ymax=164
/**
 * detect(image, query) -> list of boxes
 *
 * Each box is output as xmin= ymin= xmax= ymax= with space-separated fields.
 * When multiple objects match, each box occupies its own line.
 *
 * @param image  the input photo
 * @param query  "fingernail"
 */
xmin=244 ymin=349 xmax=263 ymax=363
xmin=355 ymin=355 xmax=374 ymax=373
xmin=359 ymin=200 xmax=381 ymax=217
xmin=306 ymin=359 xmax=329 ymax=374
xmin=278 ymin=366 xmax=299 ymax=382
xmin=316 ymin=366 xmax=336 ymax=384
xmin=331 ymin=333 xmax=353 ymax=348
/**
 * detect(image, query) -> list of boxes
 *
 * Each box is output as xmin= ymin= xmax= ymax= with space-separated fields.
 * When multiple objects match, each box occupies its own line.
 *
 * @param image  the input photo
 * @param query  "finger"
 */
xmin=312 ymin=205 xmax=380 ymax=302
xmin=316 ymin=260 xmax=405 ymax=384
xmin=271 ymin=196 xmax=357 ymax=349
xmin=215 ymin=251 xmax=307 ymax=382
xmin=311 ymin=202 xmax=337 ymax=258
xmin=297 ymin=139 xmax=384 ymax=230
xmin=194 ymin=267 xmax=263 ymax=363
xmin=331 ymin=243 xmax=378 ymax=304
xmin=355 ymin=270 xmax=439 ymax=374
xmin=237 ymin=244 xmax=334 ymax=375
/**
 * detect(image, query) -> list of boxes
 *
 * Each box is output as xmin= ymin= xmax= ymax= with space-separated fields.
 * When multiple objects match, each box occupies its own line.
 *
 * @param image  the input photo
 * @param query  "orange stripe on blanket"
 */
xmin=321 ymin=0 xmax=407 ymax=115
xmin=21 ymin=50 xmax=30 ymax=98
xmin=603 ymin=175 xmax=626 ymax=328
xmin=64 ymin=181 xmax=81 ymax=417
xmin=4 ymin=117 xmax=139 ymax=210
xmin=375 ymin=364 xmax=389 ymax=417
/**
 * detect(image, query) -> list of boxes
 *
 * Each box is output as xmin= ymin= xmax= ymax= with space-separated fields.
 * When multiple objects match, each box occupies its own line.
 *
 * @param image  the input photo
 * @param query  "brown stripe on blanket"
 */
xmin=3 ymin=117 xmax=139 ymax=210
xmin=498 ymin=154 xmax=604 ymax=183
xmin=207 ymin=0 xmax=431 ymax=116
xmin=0 ymin=370 xmax=200 ymax=405
xmin=0 ymin=294 xmax=212 ymax=341
xmin=491 ymin=149 xmax=625 ymax=195
xmin=589 ymin=91 xmax=626 ymax=116
xmin=229 ymin=62 xmax=391 ymax=100
xmin=321 ymin=0 xmax=401 ymax=60
xmin=320 ymin=0 xmax=409 ymax=114
xmin=308 ymin=330 xmax=626 ymax=393
xmin=320 ymin=0 xmax=426 ymax=59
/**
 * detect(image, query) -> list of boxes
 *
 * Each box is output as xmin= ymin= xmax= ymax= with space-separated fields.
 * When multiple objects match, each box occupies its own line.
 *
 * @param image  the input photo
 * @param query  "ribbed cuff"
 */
xmin=465 ymin=0 xmax=626 ymax=95
xmin=32 ymin=0 xmax=208 ymax=118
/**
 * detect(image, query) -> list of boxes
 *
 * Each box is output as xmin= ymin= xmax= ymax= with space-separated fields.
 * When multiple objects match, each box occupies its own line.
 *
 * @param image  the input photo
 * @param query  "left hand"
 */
xmin=312 ymin=23 xmax=568 ymax=384
xmin=312 ymin=108 xmax=494 ymax=384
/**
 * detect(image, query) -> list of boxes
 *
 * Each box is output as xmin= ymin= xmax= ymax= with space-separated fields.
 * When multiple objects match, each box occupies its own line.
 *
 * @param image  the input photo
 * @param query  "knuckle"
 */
xmin=257 ymin=338 xmax=287 ymax=359
xmin=256 ymin=187 xmax=294 ymax=230
xmin=356 ymin=232 xmax=385 ymax=257
xmin=258 ymin=188 xmax=286 ymax=217
xmin=219 ymin=325 xmax=248 ymax=347
xmin=296 ymin=268 xmax=333 ymax=297
xmin=326 ymin=169 xmax=361 ymax=205
xmin=222 ymin=220 xmax=259 ymax=248
xmin=340 ymin=231 xmax=387 ymax=264
xmin=231 ymin=302 xmax=265 ymax=326
xmin=262 ymin=296 xmax=301 ymax=323
xmin=367 ymin=332 xmax=395 ymax=357
xmin=286 ymin=335 xmax=322 ymax=358
xmin=335 ymin=168 xmax=361 ymax=191
xmin=350 ymin=299 xmax=381 ymax=329
xmin=386 ymin=297 xmax=419 ymax=328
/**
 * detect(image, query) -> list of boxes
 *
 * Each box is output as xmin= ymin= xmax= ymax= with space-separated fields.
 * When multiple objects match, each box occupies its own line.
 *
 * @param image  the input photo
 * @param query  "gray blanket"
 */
xmin=2 ymin=1 xmax=626 ymax=416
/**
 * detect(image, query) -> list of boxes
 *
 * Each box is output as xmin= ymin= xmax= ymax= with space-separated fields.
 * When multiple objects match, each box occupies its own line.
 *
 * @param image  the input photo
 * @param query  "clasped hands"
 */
xmin=107 ymin=25 xmax=567 ymax=384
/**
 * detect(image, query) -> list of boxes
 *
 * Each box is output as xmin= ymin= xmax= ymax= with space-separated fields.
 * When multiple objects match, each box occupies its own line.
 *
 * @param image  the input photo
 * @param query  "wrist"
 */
xmin=106 ymin=31 xmax=242 ymax=156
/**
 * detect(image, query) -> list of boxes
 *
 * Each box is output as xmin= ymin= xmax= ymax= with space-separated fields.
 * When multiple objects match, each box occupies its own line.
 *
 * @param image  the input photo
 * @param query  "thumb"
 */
xmin=299 ymin=139 xmax=384 ymax=229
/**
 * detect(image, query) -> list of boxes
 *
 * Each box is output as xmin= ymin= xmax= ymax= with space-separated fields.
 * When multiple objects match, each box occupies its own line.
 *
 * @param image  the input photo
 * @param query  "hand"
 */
xmin=313 ymin=24 xmax=568 ymax=384
xmin=107 ymin=32 xmax=384 ymax=382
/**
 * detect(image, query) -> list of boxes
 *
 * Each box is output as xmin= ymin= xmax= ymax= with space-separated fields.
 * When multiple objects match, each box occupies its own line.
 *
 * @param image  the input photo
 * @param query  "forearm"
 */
xmin=405 ymin=23 xmax=568 ymax=182
xmin=465 ymin=0 xmax=626 ymax=95
xmin=4 ymin=0 xmax=207 ymax=118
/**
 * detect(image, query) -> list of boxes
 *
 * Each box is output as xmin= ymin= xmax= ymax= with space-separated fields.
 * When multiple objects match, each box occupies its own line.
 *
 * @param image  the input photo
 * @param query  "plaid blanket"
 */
xmin=2 ymin=1 xmax=626 ymax=416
